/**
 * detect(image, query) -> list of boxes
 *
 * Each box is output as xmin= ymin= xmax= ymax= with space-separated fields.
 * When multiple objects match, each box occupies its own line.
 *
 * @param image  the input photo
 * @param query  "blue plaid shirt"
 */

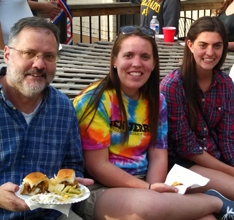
xmin=0 ymin=85 xmax=84 ymax=220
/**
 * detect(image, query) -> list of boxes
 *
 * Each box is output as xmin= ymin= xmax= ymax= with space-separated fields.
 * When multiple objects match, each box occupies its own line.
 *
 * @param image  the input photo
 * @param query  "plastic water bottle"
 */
xmin=150 ymin=15 xmax=160 ymax=37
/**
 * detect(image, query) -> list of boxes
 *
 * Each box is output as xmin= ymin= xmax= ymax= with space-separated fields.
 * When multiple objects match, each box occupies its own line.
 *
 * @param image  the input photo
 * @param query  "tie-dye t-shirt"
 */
xmin=73 ymin=82 xmax=168 ymax=175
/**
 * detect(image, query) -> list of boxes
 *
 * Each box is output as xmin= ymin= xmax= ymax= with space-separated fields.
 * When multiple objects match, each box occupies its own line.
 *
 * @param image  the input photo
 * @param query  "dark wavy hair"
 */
xmin=79 ymin=27 xmax=160 ymax=146
xmin=181 ymin=16 xmax=228 ymax=130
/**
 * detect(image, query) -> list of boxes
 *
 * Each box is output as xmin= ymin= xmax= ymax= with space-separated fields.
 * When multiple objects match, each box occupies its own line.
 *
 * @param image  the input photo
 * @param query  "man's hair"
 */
xmin=8 ymin=16 xmax=60 ymax=48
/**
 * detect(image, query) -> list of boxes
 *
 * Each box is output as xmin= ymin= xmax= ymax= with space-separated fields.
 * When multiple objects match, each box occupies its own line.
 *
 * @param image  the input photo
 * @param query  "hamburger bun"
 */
xmin=20 ymin=172 xmax=49 ymax=195
xmin=56 ymin=169 xmax=76 ymax=184
xmin=23 ymin=172 xmax=48 ymax=188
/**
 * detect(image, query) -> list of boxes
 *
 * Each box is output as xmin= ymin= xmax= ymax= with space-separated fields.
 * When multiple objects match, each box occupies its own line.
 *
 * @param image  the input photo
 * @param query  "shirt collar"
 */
xmin=0 ymin=84 xmax=14 ymax=107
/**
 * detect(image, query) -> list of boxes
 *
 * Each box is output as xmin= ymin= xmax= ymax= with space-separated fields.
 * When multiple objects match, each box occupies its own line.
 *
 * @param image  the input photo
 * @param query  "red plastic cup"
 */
xmin=162 ymin=27 xmax=176 ymax=42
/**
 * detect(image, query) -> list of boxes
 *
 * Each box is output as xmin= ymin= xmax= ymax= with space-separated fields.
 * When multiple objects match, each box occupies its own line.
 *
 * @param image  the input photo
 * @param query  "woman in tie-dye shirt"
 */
xmin=73 ymin=83 xmax=167 ymax=176
xmin=72 ymin=26 xmax=226 ymax=220
xmin=73 ymin=26 xmax=167 ymax=179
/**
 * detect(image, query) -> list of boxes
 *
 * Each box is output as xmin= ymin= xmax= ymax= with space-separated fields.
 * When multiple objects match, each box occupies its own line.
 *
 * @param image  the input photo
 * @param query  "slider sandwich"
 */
xmin=48 ymin=169 xmax=81 ymax=196
xmin=20 ymin=172 xmax=49 ymax=195
xmin=56 ymin=169 xmax=79 ymax=188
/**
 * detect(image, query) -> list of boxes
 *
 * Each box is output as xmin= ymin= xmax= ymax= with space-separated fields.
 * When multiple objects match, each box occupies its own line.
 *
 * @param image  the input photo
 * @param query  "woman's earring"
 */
xmin=114 ymin=66 xmax=117 ymax=69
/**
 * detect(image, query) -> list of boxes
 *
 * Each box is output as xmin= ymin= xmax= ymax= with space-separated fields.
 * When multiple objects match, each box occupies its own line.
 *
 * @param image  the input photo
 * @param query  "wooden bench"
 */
xmin=0 ymin=41 xmax=233 ymax=100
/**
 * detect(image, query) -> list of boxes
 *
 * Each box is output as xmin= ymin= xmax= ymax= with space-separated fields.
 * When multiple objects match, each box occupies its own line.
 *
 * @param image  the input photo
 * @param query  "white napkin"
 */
xmin=25 ymin=199 xmax=71 ymax=216
xmin=164 ymin=164 xmax=210 ymax=194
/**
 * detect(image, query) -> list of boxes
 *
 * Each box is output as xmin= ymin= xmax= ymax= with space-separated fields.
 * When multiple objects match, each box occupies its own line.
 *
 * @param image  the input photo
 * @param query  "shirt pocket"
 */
xmin=205 ymin=99 xmax=225 ymax=125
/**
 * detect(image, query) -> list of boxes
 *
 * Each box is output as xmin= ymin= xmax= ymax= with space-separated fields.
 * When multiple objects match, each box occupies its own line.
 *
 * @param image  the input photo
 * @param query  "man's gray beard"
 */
xmin=7 ymin=69 xmax=49 ymax=97
xmin=20 ymin=80 xmax=48 ymax=97
xmin=7 ymin=62 xmax=54 ymax=97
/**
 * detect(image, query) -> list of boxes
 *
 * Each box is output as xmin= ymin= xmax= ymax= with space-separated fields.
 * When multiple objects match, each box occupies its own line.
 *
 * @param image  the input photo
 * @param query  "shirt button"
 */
xmin=203 ymin=138 xmax=206 ymax=141
xmin=22 ymin=155 xmax=25 ymax=158
xmin=218 ymin=107 xmax=221 ymax=111
xmin=199 ymin=147 xmax=202 ymax=150
xmin=202 ymin=99 xmax=205 ymax=102
xmin=204 ymin=127 xmax=207 ymax=131
xmin=204 ymin=147 xmax=207 ymax=151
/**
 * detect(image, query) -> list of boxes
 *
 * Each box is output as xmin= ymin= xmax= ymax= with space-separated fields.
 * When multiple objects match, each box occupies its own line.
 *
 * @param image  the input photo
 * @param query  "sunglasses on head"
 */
xmin=119 ymin=26 xmax=155 ymax=38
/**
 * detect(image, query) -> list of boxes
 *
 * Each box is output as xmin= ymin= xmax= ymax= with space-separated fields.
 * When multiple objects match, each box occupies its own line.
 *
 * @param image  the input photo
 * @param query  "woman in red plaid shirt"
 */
xmin=160 ymin=16 xmax=234 ymax=204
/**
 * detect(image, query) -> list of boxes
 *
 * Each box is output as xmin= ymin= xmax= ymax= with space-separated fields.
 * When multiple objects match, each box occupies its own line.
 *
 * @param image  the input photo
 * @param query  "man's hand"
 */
xmin=0 ymin=183 xmax=29 ymax=212
xmin=76 ymin=177 xmax=94 ymax=186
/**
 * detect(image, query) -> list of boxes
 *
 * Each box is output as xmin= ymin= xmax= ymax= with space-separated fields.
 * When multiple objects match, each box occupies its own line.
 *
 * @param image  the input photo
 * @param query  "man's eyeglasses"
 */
xmin=8 ymin=47 xmax=60 ymax=63
xmin=119 ymin=26 xmax=155 ymax=38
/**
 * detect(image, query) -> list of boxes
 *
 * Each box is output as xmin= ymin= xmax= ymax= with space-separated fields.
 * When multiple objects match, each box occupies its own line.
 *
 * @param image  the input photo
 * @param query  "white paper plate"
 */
xmin=156 ymin=34 xmax=178 ymax=40
xmin=165 ymin=164 xmax=210 ymax=194
xmin=15 ymin=184 xmax=90 ymax=205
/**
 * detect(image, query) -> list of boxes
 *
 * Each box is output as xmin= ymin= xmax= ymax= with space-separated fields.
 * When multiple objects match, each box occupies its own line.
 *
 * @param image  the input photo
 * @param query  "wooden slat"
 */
xmin=69 ymin=3 xmax=140 ymax=17
xmin=181 ymin=0 xmax=223 ymax=11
